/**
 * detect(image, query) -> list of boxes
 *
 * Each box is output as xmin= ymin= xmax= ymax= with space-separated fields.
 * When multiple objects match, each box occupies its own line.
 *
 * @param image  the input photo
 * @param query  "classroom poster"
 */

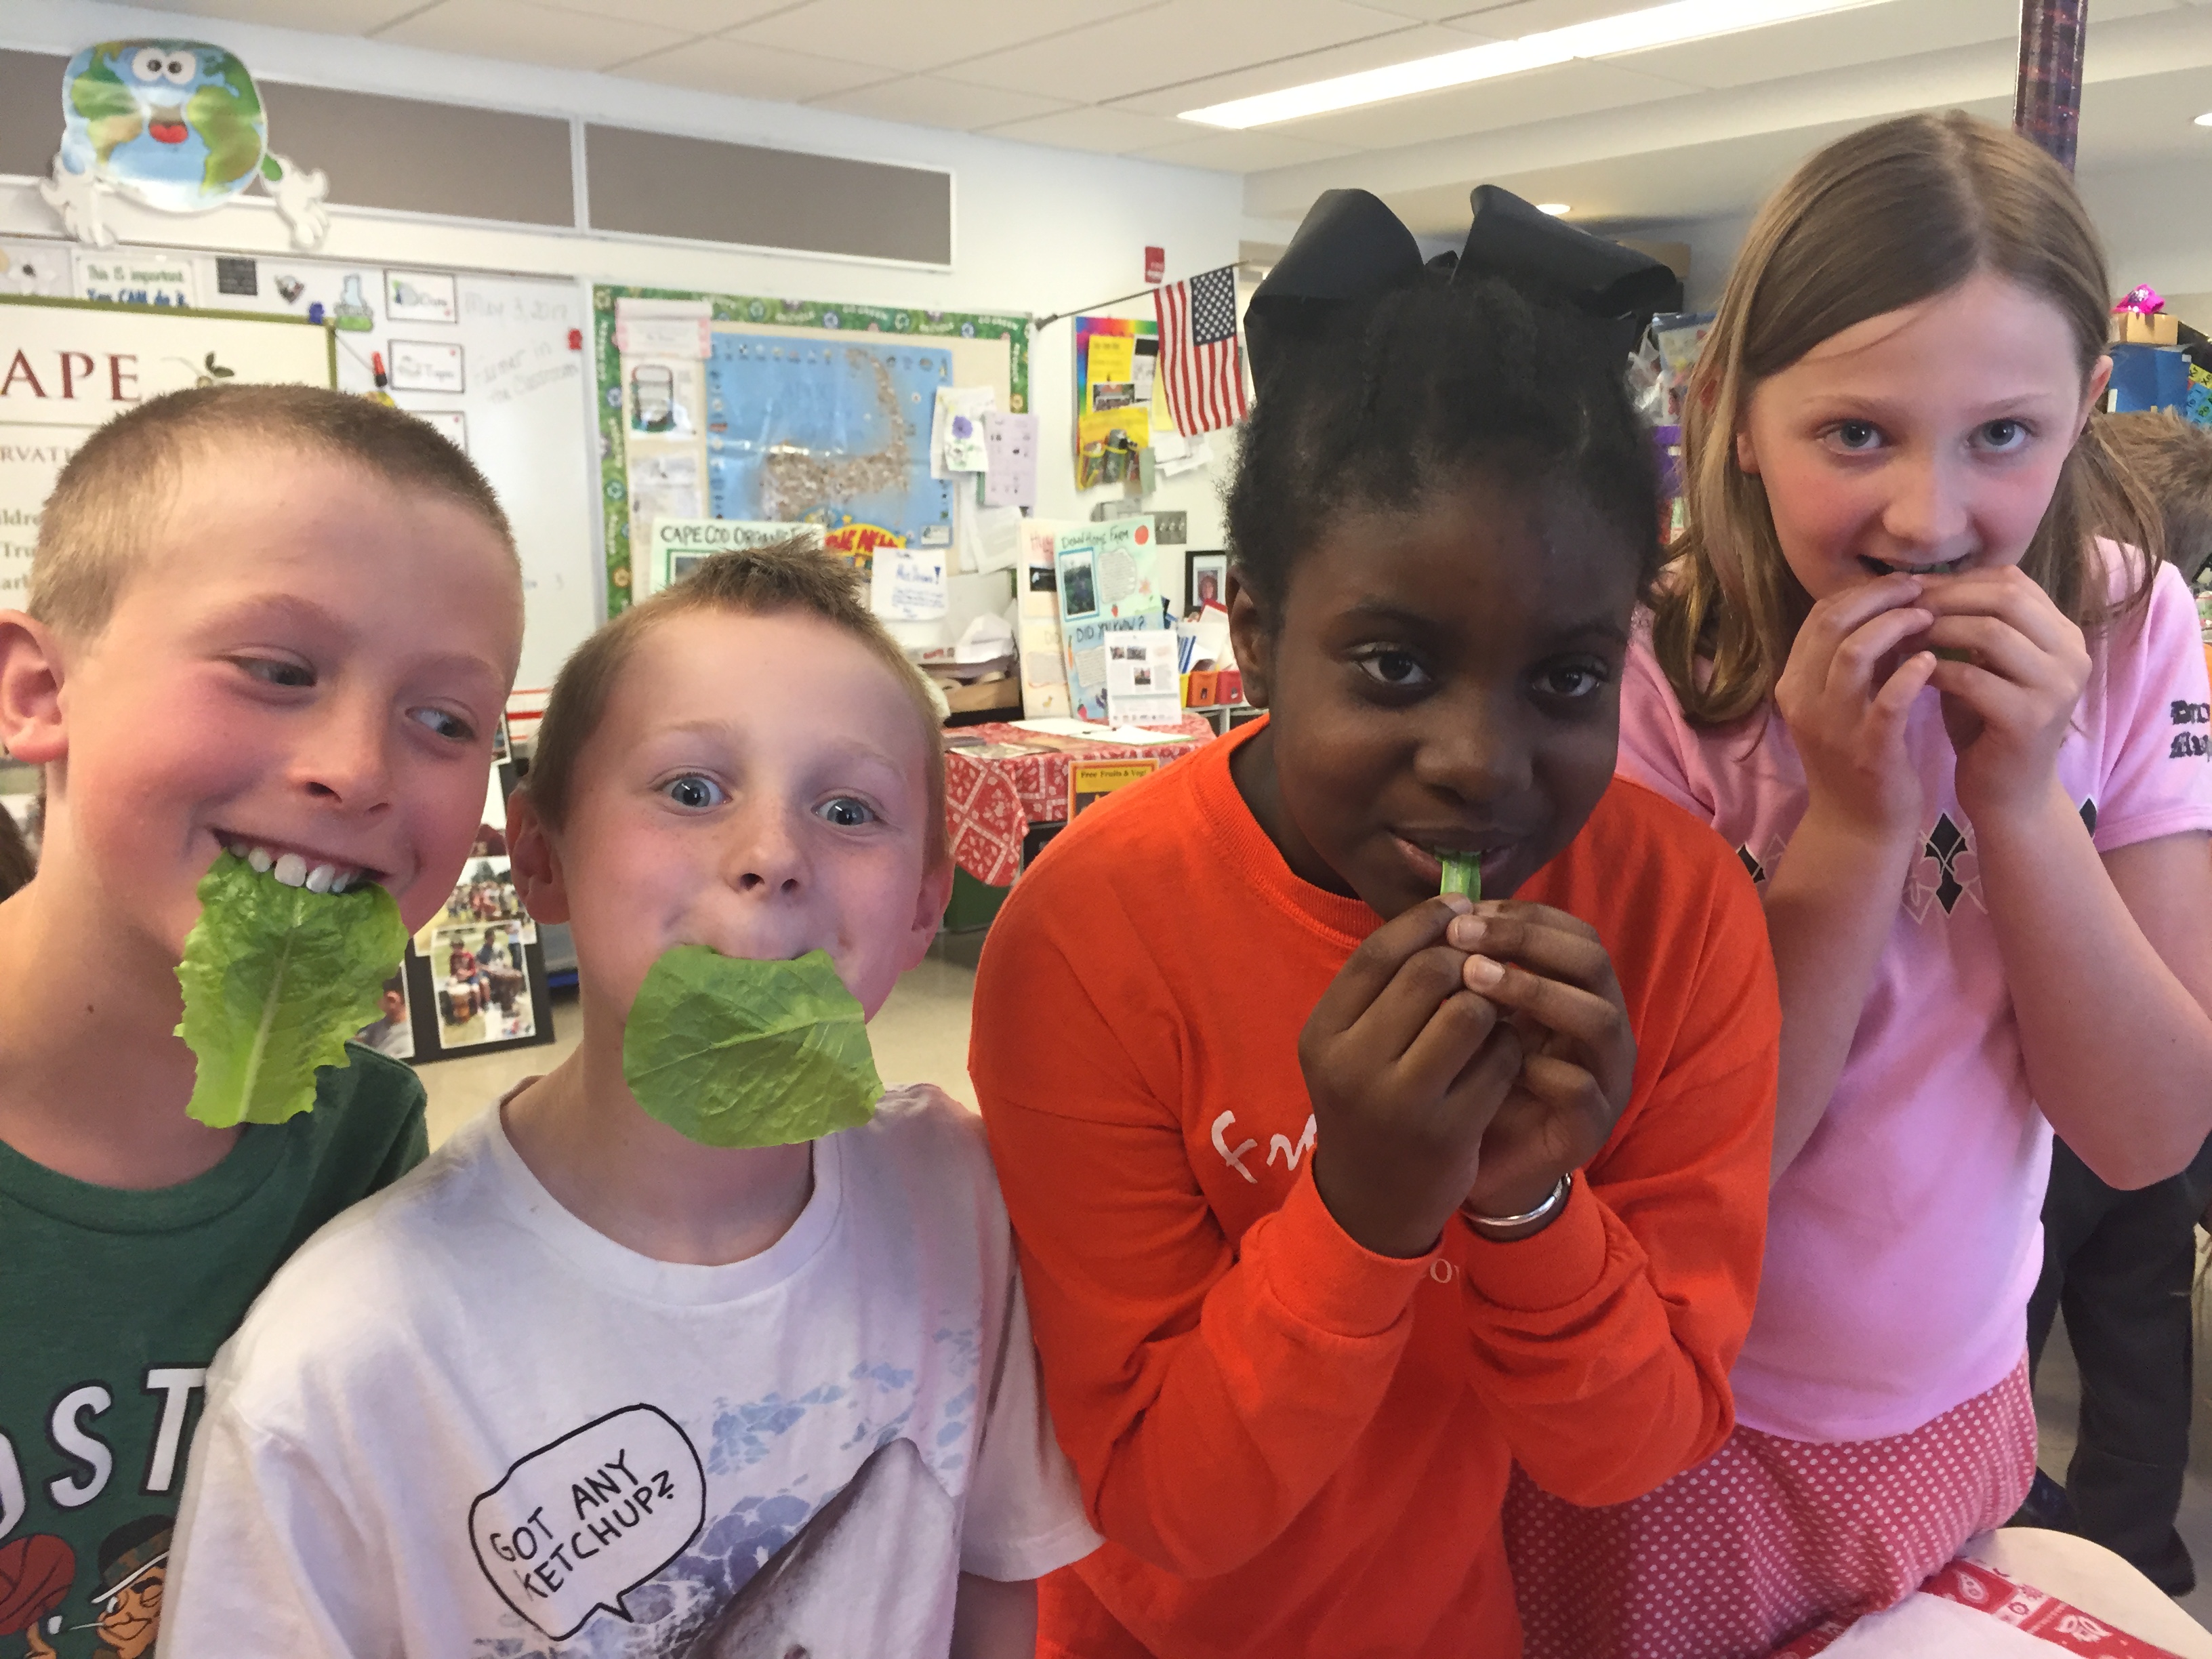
xmin=1052 ymin=518 xmax=1166 ymax=722
xmin=596 ymin=285 xmax=1027 ymax=618
xmin=1073 ymin=315 xmax=1155 ymax=490
xmin=0 ymin=296 xmax=333 ymax=605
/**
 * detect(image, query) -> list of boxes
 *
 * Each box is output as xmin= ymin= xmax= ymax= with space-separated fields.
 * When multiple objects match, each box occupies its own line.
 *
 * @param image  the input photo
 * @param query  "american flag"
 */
xmin=1153 ymin=266 xmax=1248 ymax=435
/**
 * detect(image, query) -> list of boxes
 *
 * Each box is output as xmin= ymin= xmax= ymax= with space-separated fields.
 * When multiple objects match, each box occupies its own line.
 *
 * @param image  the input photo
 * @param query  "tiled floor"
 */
xmin=418 ymin=942 xmax=983 ymax=1147
xmin=423 ymin=950 xmax=2212 ymax=1635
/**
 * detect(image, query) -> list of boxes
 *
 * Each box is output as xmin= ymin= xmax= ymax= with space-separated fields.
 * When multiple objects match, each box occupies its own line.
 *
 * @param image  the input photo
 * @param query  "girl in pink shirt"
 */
xmin=1507 ymin=111 xmax=2212 ymax=1658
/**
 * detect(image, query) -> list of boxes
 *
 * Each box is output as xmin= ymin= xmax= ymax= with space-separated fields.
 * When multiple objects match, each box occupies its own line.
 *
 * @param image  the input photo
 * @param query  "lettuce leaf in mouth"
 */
xmin=174 ymin=853 xmax=410 ymax=1127
xmin=621 ymin=945 xmax=883 ymax=1149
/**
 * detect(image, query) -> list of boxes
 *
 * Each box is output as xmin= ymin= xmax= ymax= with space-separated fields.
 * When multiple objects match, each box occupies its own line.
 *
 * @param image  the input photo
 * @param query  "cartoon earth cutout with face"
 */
xmin=60 ymin=42 xmax=268 ymax=213
xmin=41 ymin=41 xmax=329 ymax=248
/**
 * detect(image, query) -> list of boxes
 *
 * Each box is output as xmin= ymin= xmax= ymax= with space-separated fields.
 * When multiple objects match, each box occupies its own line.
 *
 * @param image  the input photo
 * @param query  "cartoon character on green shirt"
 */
xmin=5 ymin=1517 xmax=165 ymax=1659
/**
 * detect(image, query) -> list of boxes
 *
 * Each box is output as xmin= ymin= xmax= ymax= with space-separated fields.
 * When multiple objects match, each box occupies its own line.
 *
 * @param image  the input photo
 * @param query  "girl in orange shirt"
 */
xmin=970 ymin=192 xmax=1781 ymax=1658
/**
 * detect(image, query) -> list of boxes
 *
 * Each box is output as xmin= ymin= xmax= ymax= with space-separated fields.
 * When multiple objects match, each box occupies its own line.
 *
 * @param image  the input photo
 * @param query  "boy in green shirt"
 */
xmin=0 ymin=385 xmax=524 ymax=1659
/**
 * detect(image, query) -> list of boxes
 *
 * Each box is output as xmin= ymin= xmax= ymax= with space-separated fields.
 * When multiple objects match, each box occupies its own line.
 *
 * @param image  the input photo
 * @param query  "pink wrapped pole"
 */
xmin=2015 ymin=0 xmax=2087 ymax=172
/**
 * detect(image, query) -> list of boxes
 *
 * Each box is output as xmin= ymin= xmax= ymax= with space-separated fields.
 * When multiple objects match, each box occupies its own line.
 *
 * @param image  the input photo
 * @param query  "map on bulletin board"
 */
xmin=704 ymin=331 xmax=953 ymax=546
xmin=595 ymin=285 xmax=1028 ymax=616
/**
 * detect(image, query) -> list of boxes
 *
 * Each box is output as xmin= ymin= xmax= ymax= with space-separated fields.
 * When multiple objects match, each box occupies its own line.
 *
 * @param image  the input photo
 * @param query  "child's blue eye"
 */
xmin=1832 ymin=421 xmax=1881 ymax=452
xmin=663 ymin=775 xmax=726 ymax=810
xmin=407 ymin=706 xmax=474 ymax=743
xmin=818 ymin=796 xmax=876 ymax=827
xmin=1354 ymin=649 xmax=1432 ymax=689
xmin=1978 ymin=419 xmax=2028 ymax=451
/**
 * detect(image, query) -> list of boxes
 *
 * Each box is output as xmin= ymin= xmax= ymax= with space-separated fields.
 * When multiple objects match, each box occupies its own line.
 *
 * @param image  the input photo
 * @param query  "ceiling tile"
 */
xmin=1616 ymin=0 xmax=2016 ymax=90
xmin=1113 ymin=23 xmax=1499 ymax=115
xmin=732 ymin=0 xmax=1162 ymax=74
xmin=806 ymin=74 xmax=1080 ymax=128
xmin=153 ymin=0 xmax=428 ymax=31
xmin=1436 ymin=0 xmax=1658 ymax=33
xmin=1277 ymin=55 xmax=1693 ymax=149
xmin=374 ymin=0 xmax=690 ymax=69
xmin=975 ymin=104 xmax=1197 ymax=155
xmin=613 ymin=35 xmax=893 ymax=99
xmin=941 ymin=0 xmax=1420 ymax=102
xmin=548 ymin=0 xmax=799 ymax=34
xmin=1132 ymin=126 xmax=1359 ymax=169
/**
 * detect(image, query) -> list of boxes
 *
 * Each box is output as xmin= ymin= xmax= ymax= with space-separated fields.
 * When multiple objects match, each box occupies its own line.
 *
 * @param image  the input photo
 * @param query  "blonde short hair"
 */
xmin=30 ymin=384 xmax=516 ymax=638
xmin=525 ymin=537 xmax=949 ymax=870
xmin=1653 ymin=112 xmax=2160 ymax=726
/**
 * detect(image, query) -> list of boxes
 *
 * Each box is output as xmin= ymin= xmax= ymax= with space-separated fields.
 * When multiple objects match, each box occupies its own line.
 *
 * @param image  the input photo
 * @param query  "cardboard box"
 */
xmin=2114 ymin=310 xmax=2180 ymax=346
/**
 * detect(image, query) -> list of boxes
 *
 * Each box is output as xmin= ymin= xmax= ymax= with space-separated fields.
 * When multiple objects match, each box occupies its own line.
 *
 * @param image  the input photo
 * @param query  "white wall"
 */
xmin=0 ymin=0 xmax=1244 ymax=641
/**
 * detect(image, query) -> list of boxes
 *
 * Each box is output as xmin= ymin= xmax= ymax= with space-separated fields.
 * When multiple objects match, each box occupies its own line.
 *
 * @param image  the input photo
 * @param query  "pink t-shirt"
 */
xmin=1617 ymin=552 xmax=2212 ymax=1442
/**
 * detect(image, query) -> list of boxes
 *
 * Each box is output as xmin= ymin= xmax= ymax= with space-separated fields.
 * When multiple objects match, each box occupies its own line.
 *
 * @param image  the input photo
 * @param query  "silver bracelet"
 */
xmin=1463 ymin=1172 xmax=1572 ymax=1233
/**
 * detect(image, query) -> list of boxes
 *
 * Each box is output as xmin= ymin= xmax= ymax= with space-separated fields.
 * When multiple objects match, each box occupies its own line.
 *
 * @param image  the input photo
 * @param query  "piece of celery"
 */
xmin=1439 ymin=851 xmax=1481 ymax=901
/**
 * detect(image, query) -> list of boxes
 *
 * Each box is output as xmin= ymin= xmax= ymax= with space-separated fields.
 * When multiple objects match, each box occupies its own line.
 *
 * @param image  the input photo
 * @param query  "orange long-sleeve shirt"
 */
xmin=970 ymin=718 xmax=1779 ymax=1658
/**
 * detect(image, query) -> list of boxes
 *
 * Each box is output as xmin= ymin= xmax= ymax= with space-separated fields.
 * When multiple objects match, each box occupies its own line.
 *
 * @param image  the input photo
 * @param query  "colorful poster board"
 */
xmin=595 ymin=285 xmax=1027 ymax=617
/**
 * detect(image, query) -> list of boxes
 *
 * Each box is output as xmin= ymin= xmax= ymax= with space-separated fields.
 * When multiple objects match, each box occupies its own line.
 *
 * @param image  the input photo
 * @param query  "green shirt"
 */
xmin=0 ymin=1045 xmax=426 ymax=1659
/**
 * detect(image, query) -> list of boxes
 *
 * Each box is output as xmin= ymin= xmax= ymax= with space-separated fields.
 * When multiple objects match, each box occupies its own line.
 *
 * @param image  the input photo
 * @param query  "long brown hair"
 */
xmin=1653 ymin=111 xmax=2161 ymax=726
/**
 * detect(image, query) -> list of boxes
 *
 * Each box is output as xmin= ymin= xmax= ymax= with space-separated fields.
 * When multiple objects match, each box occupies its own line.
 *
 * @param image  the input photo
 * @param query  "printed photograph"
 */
xmin=430 ymin=923 xmax=535 ymax=1049
xmin=352 ymin=970 xmax=415 ymax=1062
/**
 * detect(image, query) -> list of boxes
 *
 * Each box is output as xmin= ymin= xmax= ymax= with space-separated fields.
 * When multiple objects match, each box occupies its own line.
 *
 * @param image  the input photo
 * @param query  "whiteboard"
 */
xmin=0 ymin=239 xmax=599 ymax=697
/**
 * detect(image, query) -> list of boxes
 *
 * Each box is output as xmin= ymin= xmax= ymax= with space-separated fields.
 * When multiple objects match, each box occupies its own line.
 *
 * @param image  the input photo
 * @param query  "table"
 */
xmin=943 ymin=717 xmax=1215 ymax=886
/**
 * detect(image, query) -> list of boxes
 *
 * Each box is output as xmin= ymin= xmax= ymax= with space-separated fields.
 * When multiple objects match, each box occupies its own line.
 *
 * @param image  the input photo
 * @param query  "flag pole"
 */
xmin=1032 ymin=285 xmax=1162 ymax=331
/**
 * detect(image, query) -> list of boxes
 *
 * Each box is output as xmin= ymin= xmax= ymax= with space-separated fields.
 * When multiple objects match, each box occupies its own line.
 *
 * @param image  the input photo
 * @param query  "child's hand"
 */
xmin=1299 ymin=895 xmax=1525 ymax=1258
xmin=1446 ymin=903 xmax=1636 ymax=1221
xmin=1776 ymin=573 xmax=1935 ymax=846
xmin=1918 ymin=567 xmax=2089 ymax=824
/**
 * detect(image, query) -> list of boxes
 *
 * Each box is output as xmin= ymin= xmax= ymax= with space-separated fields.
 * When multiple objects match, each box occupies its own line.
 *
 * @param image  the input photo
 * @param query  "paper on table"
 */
xmin=869 ymin=544 xmax=948 ymax=621
xmin=1012 ymin=718 xmax=1198 ymax=743
xmin=982 ymin=412 xmax=1038 ymax=508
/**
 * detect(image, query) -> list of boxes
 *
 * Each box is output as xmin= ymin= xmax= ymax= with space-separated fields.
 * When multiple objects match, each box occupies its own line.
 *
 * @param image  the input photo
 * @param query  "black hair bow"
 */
xmin=1246 ymin=184 xmax=1685 ymax=383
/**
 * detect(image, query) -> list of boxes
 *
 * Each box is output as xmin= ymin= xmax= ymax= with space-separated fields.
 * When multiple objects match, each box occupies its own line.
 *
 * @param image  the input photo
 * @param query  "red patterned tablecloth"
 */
xmin=943 ymin=716 xmax=1216 ymax=886
xmin=1769 ymin=1557 xmax=2180 ymax=1656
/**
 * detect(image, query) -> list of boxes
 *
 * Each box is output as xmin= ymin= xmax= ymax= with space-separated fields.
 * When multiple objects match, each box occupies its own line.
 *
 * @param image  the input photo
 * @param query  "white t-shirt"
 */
xmin=161 ymin=1086 xmax=1097 ymax=1659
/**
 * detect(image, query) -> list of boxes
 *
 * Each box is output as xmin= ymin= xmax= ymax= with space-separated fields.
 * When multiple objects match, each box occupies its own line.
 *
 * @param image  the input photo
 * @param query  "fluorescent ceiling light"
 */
xmin=1181 ymin=0 xmax=1887 ymax=129
xmin=2196 ymin=111 xmax=2212 ymax=127
xmin=1537 ymin=202 xmax=1572 ymax=214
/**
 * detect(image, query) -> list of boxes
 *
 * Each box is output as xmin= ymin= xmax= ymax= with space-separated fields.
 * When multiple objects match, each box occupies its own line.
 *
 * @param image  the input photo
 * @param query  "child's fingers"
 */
xmin=1397 ymin=987 xmax=1507 ymax=1103
xmin=1336 ymin=942 xmax=1485 ymax=1076
xmin=1464 ymin=899 xmax=1599 ymax=945
xmin=1926 ymin=655 xmax=2041 ymax=733
xmin=1311 ymin=896 xmax=1468 ymax=1033
xmin=1921 ymin=614 xmax=2079 ymax=697
xmin=1867 ymin=649 xmax=1937 ymax=737
xmin=1820 ymin=606 xmax=1937 ymax=702
xmin=1450 ymin=909 xmax=1613 ymax=994
xmin=1440 ymin=1020 xmax=1526 ymax=1134
xmin=1919 ymin=567 xmax=2076 ymax=650
xmin=1458 ymin=958 xmax=1633 ymax=1101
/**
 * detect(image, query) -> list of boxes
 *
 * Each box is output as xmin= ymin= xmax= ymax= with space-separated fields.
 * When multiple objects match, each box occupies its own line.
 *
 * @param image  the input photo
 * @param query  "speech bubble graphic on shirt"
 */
xmin=468 ymin=1404 xmax=706 ymax=1640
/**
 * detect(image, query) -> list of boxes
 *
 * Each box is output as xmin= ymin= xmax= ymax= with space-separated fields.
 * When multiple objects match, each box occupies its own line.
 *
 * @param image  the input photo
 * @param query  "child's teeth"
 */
xmin=305 ymin=863 xmax=335 ymax=894
xmin=329 ymin=872 xmax=351 ymax=894
xmin=273 ymin=853 xmax=308 ymax=887
xmin=247 ymin=847 xmax=274 ymax=874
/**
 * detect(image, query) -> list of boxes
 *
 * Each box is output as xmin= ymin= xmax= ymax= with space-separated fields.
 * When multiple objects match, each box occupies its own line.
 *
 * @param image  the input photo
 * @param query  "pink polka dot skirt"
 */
xmin=1503 ymin=1355 xmax=2039 ymax=1659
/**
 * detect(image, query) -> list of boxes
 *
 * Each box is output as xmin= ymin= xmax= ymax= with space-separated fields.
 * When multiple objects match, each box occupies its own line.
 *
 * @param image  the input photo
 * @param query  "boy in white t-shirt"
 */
xmin=161 ymin=541 xmax=1097 ymax=1659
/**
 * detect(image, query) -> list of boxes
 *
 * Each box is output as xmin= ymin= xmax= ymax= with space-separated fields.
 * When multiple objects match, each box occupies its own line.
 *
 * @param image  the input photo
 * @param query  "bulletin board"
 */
xmin=595 ymin=284 xmax=1029 ymax=615
xmin=0 ymin=239 xmax=599 ymax=699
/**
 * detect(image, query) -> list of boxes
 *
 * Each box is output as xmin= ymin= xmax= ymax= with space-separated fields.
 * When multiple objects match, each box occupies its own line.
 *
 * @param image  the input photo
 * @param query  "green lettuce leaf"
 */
xmin=621 ymin=946 xmax=882 ymax=1149
xmin=174 ymin=853 xmax=409 ymax=1127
